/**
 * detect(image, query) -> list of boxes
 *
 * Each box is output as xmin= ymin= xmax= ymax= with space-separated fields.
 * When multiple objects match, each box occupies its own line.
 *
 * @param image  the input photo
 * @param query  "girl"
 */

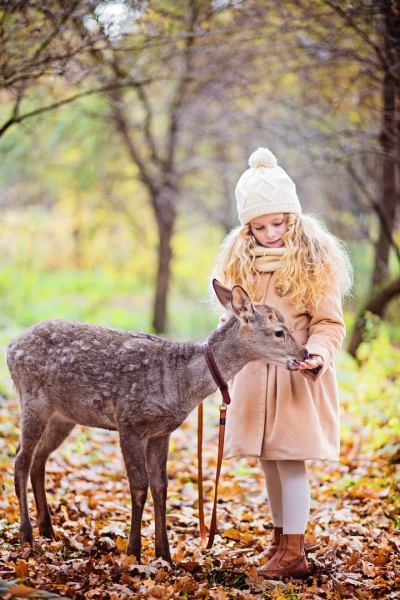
xmin=213 ymin=147 xmax=353 ymax=578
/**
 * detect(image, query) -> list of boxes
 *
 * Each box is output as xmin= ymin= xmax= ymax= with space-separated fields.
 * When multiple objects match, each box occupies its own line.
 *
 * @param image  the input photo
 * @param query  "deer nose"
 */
xmin=303 ymin=348 xmax=310 ymax=360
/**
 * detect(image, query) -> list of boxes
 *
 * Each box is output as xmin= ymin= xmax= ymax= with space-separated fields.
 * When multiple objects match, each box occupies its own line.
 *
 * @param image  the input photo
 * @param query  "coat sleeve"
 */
xmin=301 ymin=285 xmax=346 ymax=383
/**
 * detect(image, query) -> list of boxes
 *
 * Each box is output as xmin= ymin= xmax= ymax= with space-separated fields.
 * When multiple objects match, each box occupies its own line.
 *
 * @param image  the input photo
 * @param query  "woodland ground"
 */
xmin=0 ymin=346 xmax=399 ymax=600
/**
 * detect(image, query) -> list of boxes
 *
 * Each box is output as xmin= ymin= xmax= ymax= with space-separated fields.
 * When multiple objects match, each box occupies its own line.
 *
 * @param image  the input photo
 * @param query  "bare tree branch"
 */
xmin=0 ymin=78 xmax=152 ymax=137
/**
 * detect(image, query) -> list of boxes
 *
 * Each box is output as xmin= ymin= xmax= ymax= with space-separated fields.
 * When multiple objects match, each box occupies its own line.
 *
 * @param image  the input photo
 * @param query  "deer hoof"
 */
xmin=20 ymin=527 xmax=34 ymax=548
xmin=38 ymin=522 xmax=56 ymax=540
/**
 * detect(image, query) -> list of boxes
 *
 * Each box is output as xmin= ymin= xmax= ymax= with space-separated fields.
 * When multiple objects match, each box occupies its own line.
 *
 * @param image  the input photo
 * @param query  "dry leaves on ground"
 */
xmin=0 ymin=393 xmax=399 ymax=600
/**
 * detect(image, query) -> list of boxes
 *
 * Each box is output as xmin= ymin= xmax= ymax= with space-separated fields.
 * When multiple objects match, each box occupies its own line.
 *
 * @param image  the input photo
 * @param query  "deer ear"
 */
xmin=231 ymin=285 xmax=255 ymax=325
xmin=213 ymin=279 xmax=233 ymax=311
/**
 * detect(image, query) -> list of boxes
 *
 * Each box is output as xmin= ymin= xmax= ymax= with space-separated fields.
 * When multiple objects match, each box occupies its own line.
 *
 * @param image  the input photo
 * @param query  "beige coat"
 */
xmin=223 ymin=272 xmax=345 ymax=462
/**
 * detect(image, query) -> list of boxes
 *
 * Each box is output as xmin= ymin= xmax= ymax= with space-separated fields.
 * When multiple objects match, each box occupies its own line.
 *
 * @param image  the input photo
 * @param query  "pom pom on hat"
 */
xmin=248 ymin=147 xmax=278 ymax=169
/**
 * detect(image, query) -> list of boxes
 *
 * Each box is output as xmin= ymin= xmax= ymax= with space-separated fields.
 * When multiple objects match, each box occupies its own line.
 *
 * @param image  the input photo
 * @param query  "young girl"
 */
xmin=213 ymin=147 xmax=353 ymax=578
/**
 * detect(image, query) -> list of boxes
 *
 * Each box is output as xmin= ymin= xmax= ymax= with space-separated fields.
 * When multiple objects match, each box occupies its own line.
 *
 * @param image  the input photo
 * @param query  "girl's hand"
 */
xmin=298 ymin=354 xmax=324 ymax=371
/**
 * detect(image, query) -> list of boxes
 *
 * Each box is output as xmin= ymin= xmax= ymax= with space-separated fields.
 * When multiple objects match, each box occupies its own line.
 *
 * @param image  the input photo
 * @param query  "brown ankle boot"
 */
xmin=258 ymin=534 xmax=309 ymax=579
xmin=256 ymin=527 xmax=283 ymax=560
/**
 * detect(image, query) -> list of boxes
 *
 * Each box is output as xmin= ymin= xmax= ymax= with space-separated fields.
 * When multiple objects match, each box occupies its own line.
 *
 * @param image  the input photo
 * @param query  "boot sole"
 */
xmin=258 ymin=569 xmax=310 ymax=580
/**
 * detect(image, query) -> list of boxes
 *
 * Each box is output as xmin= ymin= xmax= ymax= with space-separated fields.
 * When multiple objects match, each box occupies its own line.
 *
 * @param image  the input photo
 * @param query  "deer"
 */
xmin=7 ymin=280 xmax=308 ymax=564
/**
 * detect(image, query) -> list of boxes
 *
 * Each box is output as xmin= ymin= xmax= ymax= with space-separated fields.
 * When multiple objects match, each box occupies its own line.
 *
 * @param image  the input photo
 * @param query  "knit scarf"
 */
xmin=250 ymin=246 xmax=286 ymax=273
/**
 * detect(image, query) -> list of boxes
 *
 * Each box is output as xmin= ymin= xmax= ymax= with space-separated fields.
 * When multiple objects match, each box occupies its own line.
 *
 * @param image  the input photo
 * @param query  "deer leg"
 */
xmin=15 ymin=399 xmax=49 ymax=547
xmin=146 ymin=434 xmax=171 ymax=563
xmin=119 ymin=433 xmax=149 ymax=563
xmin=30 ymin=415 xmax=76 ymax=539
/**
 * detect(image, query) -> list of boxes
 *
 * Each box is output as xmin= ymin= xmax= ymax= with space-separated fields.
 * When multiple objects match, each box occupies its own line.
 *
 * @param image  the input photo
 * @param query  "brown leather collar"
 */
xmin=203 ymin=342 xmax=231 ymax=406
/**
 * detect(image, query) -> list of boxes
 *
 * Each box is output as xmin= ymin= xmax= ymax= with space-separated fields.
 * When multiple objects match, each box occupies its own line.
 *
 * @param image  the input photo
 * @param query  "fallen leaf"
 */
xmin=8 ymin=583 xmax=37 ymax=597
xmin=115 ymin=536 xmax=129 ymax=552
xmin=362 ymin=560 xmax=379 ymax=578
xmin=14 ymin=558 xmax=29 ymax=578
xmin=143 ymin=585 xmax=165 ymax=598
xmin=221 ymin=528 xmax=241 ymax=541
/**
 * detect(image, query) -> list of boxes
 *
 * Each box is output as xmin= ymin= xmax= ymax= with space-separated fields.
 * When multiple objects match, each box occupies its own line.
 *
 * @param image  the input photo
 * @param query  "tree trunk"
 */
xmin=348 ymin=0 xmax=400 ymax=356
xmin=373 ymin=34 xmax=397 ymax=285
xmin=152 ymin=186 xmax=177 ymax=334
xmin=348 ymin=277 xmax=400 ymax=357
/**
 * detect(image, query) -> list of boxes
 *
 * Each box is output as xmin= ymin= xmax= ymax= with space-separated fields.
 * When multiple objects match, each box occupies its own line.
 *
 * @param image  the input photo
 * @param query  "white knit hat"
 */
xmin=235 ymin=148 xmax=302 ymax=225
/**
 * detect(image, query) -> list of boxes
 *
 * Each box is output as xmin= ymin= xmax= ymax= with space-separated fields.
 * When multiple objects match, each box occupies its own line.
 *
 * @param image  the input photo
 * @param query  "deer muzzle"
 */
xmin=287 ymin=347 xmax=310 ymax=371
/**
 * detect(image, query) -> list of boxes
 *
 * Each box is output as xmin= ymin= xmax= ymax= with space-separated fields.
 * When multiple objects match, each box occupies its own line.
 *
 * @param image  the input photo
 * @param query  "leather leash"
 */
xmin=198 ymin=341 xmax=231 ymax=550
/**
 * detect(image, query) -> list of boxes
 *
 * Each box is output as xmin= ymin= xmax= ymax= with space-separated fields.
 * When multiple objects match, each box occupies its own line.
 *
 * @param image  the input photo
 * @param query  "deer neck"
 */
xmin=205 ymin=318 xmax=252 ymax=384
xmin=180 ymin=318 xmax=251 ymax=416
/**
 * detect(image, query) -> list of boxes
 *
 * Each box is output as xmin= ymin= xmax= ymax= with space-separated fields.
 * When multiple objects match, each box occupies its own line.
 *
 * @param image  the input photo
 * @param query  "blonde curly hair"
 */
xmin=213 ymin=213 xmax=353 ymax=313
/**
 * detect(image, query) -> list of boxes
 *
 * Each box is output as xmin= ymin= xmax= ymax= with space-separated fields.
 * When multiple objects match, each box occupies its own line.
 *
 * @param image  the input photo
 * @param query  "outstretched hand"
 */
xmin=298 ymin=354 xmax=324 ymax=371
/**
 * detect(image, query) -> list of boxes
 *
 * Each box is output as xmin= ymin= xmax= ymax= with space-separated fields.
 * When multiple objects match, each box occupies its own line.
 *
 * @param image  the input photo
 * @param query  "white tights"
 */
xmin=259 ymin=459 xmax=310 ymax=534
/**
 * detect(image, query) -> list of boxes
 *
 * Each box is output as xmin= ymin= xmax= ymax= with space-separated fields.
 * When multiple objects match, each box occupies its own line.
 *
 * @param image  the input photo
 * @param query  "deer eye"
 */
xmin=274 ymin=330 xmax=284 ymax=338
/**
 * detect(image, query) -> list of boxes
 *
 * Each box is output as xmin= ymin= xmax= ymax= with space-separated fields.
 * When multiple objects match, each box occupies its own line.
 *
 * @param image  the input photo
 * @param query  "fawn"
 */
xmin=7 ymin=280 xmax=307 ymax=563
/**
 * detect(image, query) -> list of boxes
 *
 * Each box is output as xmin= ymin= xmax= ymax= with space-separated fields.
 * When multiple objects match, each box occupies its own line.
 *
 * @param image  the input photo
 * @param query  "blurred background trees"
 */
xmin=0 ymin=0 xmax=399 ymax=356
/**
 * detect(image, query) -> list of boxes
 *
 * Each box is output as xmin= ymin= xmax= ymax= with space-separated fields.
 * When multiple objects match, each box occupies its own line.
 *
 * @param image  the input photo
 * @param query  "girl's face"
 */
xmin=249 ymin=212 xmax=288 ymax=248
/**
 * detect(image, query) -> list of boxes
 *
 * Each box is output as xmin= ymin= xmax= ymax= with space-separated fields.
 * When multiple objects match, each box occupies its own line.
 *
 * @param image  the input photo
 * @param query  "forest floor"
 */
xmin=0 ymin=390 xmax=399 ymax=600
